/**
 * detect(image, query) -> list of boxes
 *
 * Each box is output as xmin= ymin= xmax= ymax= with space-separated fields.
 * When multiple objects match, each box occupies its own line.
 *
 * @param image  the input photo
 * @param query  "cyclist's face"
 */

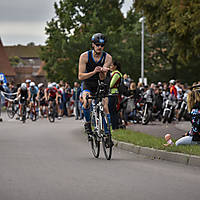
xmin=93 ymin=43 xmax=104 ymax=54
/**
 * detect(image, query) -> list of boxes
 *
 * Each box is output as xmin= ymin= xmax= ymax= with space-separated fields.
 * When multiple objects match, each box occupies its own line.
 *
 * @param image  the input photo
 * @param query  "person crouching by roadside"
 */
xmin=108 ymin=61 xmax=122 ymax=130
xmin=175 ymin=89 xmax=200 ymax=146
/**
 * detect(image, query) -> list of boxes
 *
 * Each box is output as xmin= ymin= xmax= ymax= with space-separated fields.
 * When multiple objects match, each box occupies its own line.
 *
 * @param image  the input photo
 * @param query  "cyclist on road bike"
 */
xmin=17 ymin=83 xmax=29 ymax=121
xmin=36 ymin=83 xmax=48 ymax=118
xmin=78 ymin=33 xmax=112 ymax=141
xmin=45 ymin=83 xmax=58 ymax=118
xmin=28 ymin=82 xmax=39 ymax=119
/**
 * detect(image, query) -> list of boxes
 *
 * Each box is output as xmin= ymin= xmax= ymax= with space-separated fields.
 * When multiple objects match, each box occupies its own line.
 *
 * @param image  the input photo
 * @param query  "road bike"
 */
xmin=29 ymin=100 xmax=39 ymax=121
xmin=21 ymin=97 xmax=27 ymax=123
xmin=6 ymin=100 xmax=20 ymax=119
xmin=48 ymin=99 xmax=56 ymax=123
xmin=86 ymin=81 xmax=113 ymax=160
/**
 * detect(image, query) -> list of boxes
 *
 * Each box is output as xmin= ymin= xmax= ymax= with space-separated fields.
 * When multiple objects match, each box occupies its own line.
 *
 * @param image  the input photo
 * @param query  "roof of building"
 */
xmin=0 ymin=39 xmax=16 ymax=76
xmin=4 ymin=45 xmax=42 ymax=58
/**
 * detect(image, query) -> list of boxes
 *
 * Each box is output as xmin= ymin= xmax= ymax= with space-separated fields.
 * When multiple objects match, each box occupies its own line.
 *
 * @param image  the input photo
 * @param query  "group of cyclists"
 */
xmin=17 ymin=80 xmax=60 ymax=121
xmin=0 ymin=80 xmax=62 ymax=122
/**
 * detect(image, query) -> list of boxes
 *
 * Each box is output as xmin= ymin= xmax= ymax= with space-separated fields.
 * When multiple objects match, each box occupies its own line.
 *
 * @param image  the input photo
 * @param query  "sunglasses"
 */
xmin=95 ymin=43 xmax=104 ymax=47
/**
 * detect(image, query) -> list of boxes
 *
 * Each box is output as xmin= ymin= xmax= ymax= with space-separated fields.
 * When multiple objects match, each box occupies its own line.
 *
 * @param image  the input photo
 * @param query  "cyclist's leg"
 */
xmin=19 ymin=100 xmax=22 ymax=120
xmin=103 ymin=97 xmax=111 ymax=133
xmin=82 ymin=90 xmax=92 ymax=120
xmin=29 ymin=98 xmax=34 ymax=119
xmin=82 ymin=90 xmax=93 ymax=139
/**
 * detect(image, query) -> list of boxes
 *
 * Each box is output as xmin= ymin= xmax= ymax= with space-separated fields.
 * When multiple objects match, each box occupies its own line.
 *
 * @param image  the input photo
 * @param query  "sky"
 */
xmin=0 ymin=0 xmax=133 ymax=46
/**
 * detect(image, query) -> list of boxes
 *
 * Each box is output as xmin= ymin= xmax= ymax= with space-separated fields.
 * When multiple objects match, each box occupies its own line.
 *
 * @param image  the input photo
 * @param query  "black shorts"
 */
xmin=20 ymin=97 xmax=27 ymax=104
xmin=83 ymin=82 xmax=98 ymax=96
xmin=83 ymin=81 xmax=109 ymax=96
xmin=40 ymin=100 xmax=48 ymax=106
xmin=49 ymin=96 xmax=56 ymax=102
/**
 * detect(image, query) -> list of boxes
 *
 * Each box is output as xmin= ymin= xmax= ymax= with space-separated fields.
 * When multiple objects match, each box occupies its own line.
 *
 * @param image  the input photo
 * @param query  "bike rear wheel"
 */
xmin=101 ymin=115 xmax=112 ymax=160
xmin=102 ymin=133 xmax=112 ymax=160
xmin=22 ymin=104 xmax=27 ymax=123
xmin=31 ymin=110 xmax=37 ymax=121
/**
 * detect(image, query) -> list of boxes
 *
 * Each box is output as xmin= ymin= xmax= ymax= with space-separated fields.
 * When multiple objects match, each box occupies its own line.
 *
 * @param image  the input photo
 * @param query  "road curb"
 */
xmin=114 ymin=140 xmax=200 ymax=167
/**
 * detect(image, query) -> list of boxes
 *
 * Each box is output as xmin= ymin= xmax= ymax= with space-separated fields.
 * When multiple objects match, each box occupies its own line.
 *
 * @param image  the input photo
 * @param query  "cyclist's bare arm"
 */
xmin=99 ymin=53 xmax=112 ymax=80
xmin=55 ymin=92 xmax=59 ymax=104
xmin=36 ymin=90 xmax=40 ymax=101
xmin=44 ymin=89 xmax=48 ymax=101
xmin=17 ymin=88 xmax=21 ymax=100
xmin=78 ymin=52 xmax=102 ymax=81
xmin=27 ymin=88 xmax=31 ymax=101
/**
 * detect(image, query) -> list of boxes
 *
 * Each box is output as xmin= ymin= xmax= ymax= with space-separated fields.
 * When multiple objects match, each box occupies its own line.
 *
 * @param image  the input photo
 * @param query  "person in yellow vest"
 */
xmin=108 ymin=61 xmax=122 ymax=130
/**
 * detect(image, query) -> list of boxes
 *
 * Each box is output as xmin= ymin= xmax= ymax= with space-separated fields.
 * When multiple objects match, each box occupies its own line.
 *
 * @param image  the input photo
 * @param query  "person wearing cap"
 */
xmin=25 ymin=79 xmax=31 ymax=89
xmin=17 ymin=83 xmax=30 ymax=121
xmin=36 ymin=83 xmax=48 ymax=118
xmin=169 ymin=79 xmax=177 ymax=100
xmin=78 ymin=33 xmax=112 ymax=141
xmin=28 ymin=82 xmax=39 ymax=119
xmin=45 ymin=83 xmax=58 ymax=119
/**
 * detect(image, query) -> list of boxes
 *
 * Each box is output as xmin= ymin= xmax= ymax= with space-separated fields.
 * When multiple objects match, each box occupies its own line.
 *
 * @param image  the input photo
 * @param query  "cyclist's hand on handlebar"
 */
xmin=101 ymin=66 xmax=109 ymax=72
xmin=94 ymin=66 xmax=102 ymax=73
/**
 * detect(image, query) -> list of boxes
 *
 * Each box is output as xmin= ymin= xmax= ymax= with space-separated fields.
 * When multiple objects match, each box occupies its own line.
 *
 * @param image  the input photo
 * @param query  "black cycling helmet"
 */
xmin=91 ymin=33 xmax=106 ymax=44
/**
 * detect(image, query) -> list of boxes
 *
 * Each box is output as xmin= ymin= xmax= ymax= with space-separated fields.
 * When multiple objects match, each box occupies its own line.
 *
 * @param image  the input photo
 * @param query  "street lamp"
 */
xmin=139 ymin=16 xmax=145 ymax=84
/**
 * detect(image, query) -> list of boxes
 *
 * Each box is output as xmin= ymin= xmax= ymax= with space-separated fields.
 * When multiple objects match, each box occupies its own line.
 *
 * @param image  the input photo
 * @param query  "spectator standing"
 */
xmin=123 ymin=74 xmax=131 ymax=89
xmin=72 ymin=82 xmax=81 ymax=120
xmin=64 ymin=82 xmax=72 ymax=117
xmin=108 ymin=61 xmax=122 ymax=130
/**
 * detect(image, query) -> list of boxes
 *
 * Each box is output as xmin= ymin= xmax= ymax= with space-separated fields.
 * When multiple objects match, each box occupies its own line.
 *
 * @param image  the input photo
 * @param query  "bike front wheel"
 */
xmin=48 ymin=106 xmax=55 ymax=123
xmin=6 ymin=104 xmax=15 ymax=119
xmin=90 ymin=134 xmax=100 ymax=158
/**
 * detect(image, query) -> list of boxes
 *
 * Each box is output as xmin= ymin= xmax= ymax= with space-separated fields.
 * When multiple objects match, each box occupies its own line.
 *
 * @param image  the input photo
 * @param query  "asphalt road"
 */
xmin=0 ymin=114 xmax=200 ymax=200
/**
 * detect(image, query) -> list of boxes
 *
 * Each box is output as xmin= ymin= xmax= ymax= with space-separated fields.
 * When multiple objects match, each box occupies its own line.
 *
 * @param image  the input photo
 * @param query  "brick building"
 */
xmin=0 ymin=38 xmax=47 ymax=84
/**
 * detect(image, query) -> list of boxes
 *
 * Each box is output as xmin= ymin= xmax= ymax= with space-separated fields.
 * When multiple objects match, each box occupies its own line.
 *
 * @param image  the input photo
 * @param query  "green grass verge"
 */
xmin=112 ymin=129 xmax=200 ymax=157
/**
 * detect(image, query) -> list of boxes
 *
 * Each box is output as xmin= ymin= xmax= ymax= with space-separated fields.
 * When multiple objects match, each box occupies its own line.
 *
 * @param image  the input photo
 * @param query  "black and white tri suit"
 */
xmin=83 ymin=50 xmax=107 ymax=95
xmin=20 ymin=87 xmax=28 ymax=104
xmin=38 ymin=89 xmax=47 ymax=106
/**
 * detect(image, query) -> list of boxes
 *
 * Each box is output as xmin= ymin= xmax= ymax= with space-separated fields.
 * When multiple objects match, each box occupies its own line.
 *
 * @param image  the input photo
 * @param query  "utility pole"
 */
xmin=139 ymin=16 xmax=145 ymax=84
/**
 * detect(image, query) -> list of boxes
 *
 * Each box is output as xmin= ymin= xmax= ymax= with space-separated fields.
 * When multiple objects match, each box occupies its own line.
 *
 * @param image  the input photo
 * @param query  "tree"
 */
xmin=134 ymin=0 xmax=200 ymax=83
